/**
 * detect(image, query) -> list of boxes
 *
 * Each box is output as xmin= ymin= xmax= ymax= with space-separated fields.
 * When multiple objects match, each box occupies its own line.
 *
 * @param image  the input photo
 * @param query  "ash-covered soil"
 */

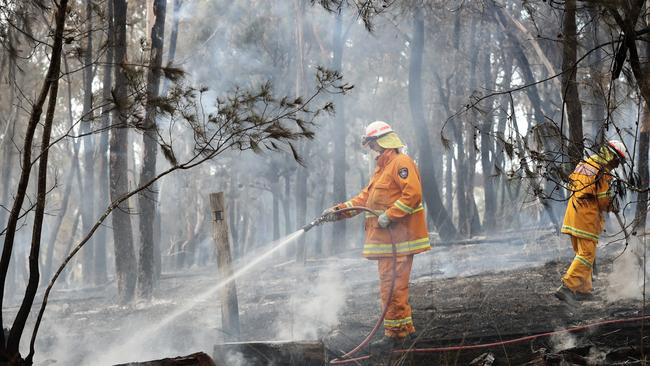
xmin=4 ymin=230 xmax=648 ymax=365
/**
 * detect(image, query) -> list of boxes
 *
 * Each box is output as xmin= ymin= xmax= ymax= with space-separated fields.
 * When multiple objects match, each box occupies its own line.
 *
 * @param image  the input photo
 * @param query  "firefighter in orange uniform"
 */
xmin=555 ymin=140 xmax=626 ymax=304
xmin=323 ymin=121 xmax=431 ymax=352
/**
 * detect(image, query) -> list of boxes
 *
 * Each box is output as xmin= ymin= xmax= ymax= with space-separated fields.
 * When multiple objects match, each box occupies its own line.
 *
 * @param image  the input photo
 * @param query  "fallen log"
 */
xmin=213 ymin=340 xmax=324 ymax=366
xmin=114 ymin=352 xmax=215 ymax=366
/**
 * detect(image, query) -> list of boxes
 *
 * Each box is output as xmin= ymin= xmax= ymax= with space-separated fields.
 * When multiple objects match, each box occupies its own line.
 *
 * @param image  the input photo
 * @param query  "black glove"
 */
xmin=321 ymin=206 xmax=340 ymax=222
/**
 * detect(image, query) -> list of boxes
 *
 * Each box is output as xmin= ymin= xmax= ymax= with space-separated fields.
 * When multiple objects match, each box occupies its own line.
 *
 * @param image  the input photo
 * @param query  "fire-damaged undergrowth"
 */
xmin=4 ymin=232 xmax=648 ymax=365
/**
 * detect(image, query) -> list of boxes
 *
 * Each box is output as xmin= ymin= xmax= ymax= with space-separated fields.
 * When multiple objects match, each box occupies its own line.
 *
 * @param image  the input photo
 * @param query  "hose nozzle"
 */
xmin=302 ymin=215 xmax=327 ymax=232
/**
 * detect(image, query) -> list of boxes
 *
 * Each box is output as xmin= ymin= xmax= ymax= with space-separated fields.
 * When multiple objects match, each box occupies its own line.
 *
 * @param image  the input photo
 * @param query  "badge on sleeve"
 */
xmin=398 ymin=167 xmax=409 ymax=179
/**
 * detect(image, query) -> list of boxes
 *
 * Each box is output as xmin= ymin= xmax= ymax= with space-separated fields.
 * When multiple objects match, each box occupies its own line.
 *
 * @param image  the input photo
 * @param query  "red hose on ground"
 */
xmin=328 ymin=206 xmax=398 ymax=364
xmin=329 ymin=314 xmax=650 ymax=364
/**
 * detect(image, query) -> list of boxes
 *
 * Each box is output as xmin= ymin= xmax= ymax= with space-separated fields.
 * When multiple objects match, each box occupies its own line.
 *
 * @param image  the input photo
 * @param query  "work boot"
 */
xmin=554 ymin=284 xmax=578 ymax=306
xmin=395 ymin=332 xmax=418 ymax=349
xmin=575 ymin=291 xmax=595 ymax=301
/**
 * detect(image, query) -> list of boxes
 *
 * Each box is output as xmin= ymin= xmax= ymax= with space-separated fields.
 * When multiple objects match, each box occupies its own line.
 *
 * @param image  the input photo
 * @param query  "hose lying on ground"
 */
xmin=330 ymin=310 xmax=650 ymax=364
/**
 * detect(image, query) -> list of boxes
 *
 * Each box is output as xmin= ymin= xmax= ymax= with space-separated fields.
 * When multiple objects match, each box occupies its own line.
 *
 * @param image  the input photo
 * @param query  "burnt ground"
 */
xmin=324 ymin=232 xmax=650 ymax=365
xmin=4 ymin=230 xmax=650 ymax=365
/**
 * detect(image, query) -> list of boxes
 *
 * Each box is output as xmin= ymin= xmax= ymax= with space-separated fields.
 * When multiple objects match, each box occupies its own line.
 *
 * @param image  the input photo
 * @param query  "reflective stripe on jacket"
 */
xmin=337 ymin=149 xmax=431 ymax=259
xmin=561 ymin=157 xmax=613 ymax=241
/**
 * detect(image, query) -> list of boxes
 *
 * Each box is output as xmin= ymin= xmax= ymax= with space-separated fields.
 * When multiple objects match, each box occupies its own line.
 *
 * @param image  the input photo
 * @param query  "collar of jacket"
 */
xmin=376 ymin=148 xmax=399 ymax=168
xmin=582 ymin=156 xmax=607 ymax=173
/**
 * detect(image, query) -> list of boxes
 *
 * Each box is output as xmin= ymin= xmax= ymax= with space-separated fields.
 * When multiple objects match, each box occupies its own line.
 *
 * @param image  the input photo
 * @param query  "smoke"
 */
xmin=606 ymin=237 xmax=648 ymax=301
xmin=273 ymin=266 xmax=347 ymax=341
xmin=549 ymin=330 xmax=577 ymax=352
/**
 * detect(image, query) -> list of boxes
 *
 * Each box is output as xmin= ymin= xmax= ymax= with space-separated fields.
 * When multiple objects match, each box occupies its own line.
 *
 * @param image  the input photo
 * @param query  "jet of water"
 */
xmin=99 ymin=229 xmax=306 ymax=363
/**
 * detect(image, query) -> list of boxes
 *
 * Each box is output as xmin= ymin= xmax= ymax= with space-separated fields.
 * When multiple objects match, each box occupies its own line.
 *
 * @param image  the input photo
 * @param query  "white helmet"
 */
xmin=362 ymin=121 xmax=393 ymax=146
xmin=607 ymin=140 xmax=627 ymax=161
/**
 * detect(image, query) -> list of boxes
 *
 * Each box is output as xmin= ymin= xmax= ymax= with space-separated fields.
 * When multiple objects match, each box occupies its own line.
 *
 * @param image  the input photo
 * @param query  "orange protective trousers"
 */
xmin=562 ymin=236 xmax=597 ymax=294
xmin=378 ymin=255 xmax=415 ymax=338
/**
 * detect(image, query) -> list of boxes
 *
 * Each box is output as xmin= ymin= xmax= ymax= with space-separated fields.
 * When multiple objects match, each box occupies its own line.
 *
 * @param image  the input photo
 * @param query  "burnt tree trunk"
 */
xmin=137 ymin=0 xmax=166 ymax=299
xmin=635 ymin=123 xmax=649 ymax=232
xmin=587 ymin=6 xmax=606 ymax=143
xmin=561 ymin=0 xmax=584 ymax=166
xmin=111 ymin=0 xmax=137 ymax=304
xmin=9 ymin=2 xmax=68 ymax=361
xmin=0 ymin=0 xmax=69 ymax=356
xmin=409 ymin=6 xmax=457 ymax=240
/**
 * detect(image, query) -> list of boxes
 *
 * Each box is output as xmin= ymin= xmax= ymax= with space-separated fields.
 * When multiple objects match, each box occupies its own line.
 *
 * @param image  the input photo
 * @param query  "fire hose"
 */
xmin=326 ymin=314 xmax=650 ymax=364
xmin=303 ymin=206 xmax=398 ymax=364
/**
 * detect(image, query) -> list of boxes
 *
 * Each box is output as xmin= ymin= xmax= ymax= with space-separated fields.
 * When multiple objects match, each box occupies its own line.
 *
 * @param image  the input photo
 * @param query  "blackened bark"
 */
xmin=635 ymin=127 xmax=649 ymax=231
xmin=561 ymin=0 xmax=584 ymax=166
xmin=0 ymin=0 xmax=68 ymax=354
xmin=409 ymin=6 xmax=457 ymax=240
xmin=137 ymin=0 xmax=166 ymax=299
xmin=111 ymin=0 xmax=137 ymax=304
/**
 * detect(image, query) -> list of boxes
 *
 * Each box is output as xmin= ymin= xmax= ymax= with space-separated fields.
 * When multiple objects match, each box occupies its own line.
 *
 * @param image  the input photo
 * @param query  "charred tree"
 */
xmin=586 ymin=6 xmax=607 ymax=143
xmin=409 ymin=6 xmax=457 ymax=240
xmin=635 ymin=120 xmax=649 ymax=231
xmin=137 ymin=0 xmax=167 ymax=299
xmin=111 ymin=0 xmax=137 ymax=304
xmin=0 ymin=1 xmax=69 ymax=358
xmin=561 ymin=0 xmax=583 ymax=166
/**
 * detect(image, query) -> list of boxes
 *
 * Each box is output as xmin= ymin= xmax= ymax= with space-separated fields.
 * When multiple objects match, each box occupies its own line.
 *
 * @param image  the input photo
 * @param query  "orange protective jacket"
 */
xmin=336 ymin=149 xmax=431 ymax=259
xmin=561 ymin=156 xmax=614 ymax=241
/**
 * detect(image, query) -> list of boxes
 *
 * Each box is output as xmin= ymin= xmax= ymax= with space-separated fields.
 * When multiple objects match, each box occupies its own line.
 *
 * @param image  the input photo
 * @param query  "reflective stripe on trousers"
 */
xmin=378 ymin=255 xmax=415 ymax=338
xmin=562 ymin=236 xmax=597 ymax=294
